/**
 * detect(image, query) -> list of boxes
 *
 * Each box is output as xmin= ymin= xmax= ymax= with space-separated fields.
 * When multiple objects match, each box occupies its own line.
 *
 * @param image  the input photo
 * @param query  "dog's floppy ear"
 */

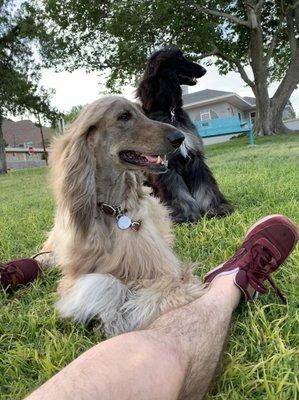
xmin=136 ymin=51 xmax=164 ymax=111
xmin=62 ymin=125 xmax=97 ymax=234
xmin=137 ymin=51 xmax=172 ymax=111
xmin=146 ymin=55 xmax=161 ymax=78
xmin=137 ymin=65 xmax=159 ymax=112
xmin=51 ymin=103 xmax=103 ymax=235
xmin=53 ymin=98 xmax=133 ymax=235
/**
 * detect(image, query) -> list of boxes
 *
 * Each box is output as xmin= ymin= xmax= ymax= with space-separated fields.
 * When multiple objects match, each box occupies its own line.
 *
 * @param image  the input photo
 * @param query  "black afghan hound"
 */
xmin=137 ymin=48 xmax=234 ymax=223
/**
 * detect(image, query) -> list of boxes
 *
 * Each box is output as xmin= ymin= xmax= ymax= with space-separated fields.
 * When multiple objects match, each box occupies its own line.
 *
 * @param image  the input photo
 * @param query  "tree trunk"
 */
xmin=269 ymin=103 xmax=292 ymax=134
xmin=252 ymin=85 xmax=273 ymax=136
xmin=0 ymin=115 xmax=8 ymax=174
xmin=270 ymin=45 xmax=299 ymax=134
xmin=253 ymin=99 xmax=292 ymax=136
xmin=245 ymin=1 xmax=299 ymax=136
xmin=246 ymin=2 xmax=272 ymax=136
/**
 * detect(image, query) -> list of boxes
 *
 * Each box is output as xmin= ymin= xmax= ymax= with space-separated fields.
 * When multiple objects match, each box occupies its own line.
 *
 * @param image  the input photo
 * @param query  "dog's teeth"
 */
xmin=156 ymin=156 xmax=161 ymax=164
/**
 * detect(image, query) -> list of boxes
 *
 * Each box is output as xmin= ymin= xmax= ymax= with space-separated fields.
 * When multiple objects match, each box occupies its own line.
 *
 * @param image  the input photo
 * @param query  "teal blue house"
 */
xmin=182 ymin=89 xmax=295 ymax=141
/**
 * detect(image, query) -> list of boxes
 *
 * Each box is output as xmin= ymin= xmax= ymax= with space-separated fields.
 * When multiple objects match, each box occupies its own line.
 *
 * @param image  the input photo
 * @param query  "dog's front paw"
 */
xmin=169 ymin=198 xmax=201 ymax=224
xmin=33 ymin=251 xmax=56 ymax=268
xmin=206 ymin=203 xmax=234 ymax=218
xmin=171 ymin=210 xmax=201 ymax=224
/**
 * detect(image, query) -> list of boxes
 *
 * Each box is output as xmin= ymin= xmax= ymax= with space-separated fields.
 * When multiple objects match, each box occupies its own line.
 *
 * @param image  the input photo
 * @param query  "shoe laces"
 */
xmin=245 ymin=243 xmax=286 ymax=304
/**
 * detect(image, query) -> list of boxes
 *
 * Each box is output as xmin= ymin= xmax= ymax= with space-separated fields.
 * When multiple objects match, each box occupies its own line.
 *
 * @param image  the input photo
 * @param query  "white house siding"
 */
xmin=186 ymin=101 xmax=245 ymax=122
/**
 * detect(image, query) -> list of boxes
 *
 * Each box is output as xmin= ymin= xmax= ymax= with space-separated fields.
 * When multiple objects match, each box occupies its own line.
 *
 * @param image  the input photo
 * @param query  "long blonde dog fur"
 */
xmin=43 ymin=96 xmax=205 ymax=336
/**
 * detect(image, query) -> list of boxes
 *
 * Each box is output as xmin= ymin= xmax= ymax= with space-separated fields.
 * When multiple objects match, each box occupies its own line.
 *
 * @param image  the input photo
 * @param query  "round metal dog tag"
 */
xmin=117 ymin=215 xmax=132 ymax=230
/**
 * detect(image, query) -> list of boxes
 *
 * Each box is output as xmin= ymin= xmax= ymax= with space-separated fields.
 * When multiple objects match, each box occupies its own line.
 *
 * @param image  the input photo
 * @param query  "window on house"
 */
xmin=197 ymin=109 xmax=218 ymax=121
xmin=200 ymin=111 xmax=211 ymax=121
xmin=250 ymin=112 xmax=256 ymax=122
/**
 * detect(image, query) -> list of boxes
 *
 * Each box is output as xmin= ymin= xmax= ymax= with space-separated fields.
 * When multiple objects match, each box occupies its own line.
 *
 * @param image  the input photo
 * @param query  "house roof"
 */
xmin=2 ymin=118 xmax=51 ymax=147
xmin=182 ymin=89 xmax=294 ymax=114
xmin=183 ymin=89 xmax=234 ymax=105
xmin=243 ymin=96 xmax=256 ymax=105
xmin=183 ymin=89 xmax=255 ymax=111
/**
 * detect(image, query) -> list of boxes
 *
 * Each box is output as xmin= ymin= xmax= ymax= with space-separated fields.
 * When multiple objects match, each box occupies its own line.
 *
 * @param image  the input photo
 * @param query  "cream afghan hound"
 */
xmin=42 ymin=96 xmax=205 ymax=336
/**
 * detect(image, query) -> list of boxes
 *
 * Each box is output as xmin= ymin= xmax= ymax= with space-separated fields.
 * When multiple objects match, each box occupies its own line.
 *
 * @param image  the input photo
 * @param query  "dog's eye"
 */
xmin=118 ymin=111 xmax=132 ymax=121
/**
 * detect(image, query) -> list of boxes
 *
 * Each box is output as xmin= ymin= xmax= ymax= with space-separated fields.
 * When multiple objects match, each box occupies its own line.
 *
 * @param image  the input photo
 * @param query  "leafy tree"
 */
xmin=0 ymin=0 xmax=57 ymax=174
xmin=63 ymin=105 xmax=84 ymax=124
xmin=35 ymin=0 xmax=298 ymax=136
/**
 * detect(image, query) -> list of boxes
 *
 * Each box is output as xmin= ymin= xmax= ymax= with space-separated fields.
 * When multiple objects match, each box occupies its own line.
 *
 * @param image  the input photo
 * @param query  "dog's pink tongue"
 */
xmin=144 ymin=155 xmax=158 ymax=163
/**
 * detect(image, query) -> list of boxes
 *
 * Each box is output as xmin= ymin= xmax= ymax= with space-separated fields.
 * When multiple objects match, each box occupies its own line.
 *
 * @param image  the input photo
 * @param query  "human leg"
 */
xmin=26 ymin=274 xmax=240 ymax=400
xmin=25 ymin=215 xmax=298 ymax=400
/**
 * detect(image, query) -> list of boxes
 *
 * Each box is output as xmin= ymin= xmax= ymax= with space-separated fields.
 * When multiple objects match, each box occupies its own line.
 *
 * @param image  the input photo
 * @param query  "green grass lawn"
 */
xmin=1 ymin=134 xmax=298 ymax=399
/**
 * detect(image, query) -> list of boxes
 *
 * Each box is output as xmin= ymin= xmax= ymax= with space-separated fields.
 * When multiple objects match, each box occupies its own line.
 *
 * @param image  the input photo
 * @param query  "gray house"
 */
xmin=182 ymin=89 xmax=295 ymax=123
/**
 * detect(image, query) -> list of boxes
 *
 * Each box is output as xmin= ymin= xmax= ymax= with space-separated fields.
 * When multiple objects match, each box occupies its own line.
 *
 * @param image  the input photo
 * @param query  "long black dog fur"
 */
xmin=137 ymin=48 xmax=234 ymax=222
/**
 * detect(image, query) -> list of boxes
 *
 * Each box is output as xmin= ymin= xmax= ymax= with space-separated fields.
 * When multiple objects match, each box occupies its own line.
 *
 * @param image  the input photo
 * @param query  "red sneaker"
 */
xmin=204 ymin=215 xmax=298 ymax=304
xmin=0 ymin=259 xmax=41 ymax=290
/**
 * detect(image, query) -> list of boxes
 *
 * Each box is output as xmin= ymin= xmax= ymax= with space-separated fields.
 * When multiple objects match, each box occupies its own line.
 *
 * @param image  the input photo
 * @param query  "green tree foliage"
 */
xmin=63 ymin=105 xmax=84 ymax=124
xmin=0 ymin=0 xmax=57 ymax=173
xmin=34 ymin=0 xmax=299 ymax=136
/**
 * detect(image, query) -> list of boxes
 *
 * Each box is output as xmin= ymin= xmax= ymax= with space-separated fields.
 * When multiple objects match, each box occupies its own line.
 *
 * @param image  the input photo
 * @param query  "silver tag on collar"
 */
xmin=117 ymin=215 xmax=132 ymax=230
xmin=170 ymin=108 xmax=176 ymax=123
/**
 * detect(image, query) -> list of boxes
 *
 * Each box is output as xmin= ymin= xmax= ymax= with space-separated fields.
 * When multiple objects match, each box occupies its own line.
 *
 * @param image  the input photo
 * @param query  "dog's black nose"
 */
xmin=167 ymin=130 xmax=185 ymax=148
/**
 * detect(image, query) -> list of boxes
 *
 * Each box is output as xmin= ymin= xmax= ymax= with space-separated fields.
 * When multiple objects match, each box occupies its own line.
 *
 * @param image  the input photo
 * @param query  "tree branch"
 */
xmin=217 ymin=51 xmax=255 ymax=88
xmin=286 ymin=7 xmax=297 ymax=56
xmin=272 ymin=46 xmax=299 ymax=107
xmin=196 ymin=48 xmax=219 ymax=59
xmin=256 ymin=0 xmax=265 ymax=9
xmin=244 ymin=1 xmax=259 ymax=29
xmin=264 ymin=15 xmax=284 ymax=65
xmin=179 ymin=32 xmax=255 ymax=89
xmin=293 ymin=1 xmax=299 ymax=37
xmin=293 ymin=1 xmax=299 ymax=10
xmin=195 ymin=6 xmax=251 ymax=28
xmin=194 ymin=43 xmax=255 ymax=88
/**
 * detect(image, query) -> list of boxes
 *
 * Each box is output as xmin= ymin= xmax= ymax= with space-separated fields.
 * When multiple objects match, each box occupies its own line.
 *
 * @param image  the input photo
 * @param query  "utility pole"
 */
xmin=0 ymin=115 xmax=7 ymax=174
xmin=37 ymin=114 xmax=48 ymax=165
xmin=58 ymin=117 xmax=64 ymax=135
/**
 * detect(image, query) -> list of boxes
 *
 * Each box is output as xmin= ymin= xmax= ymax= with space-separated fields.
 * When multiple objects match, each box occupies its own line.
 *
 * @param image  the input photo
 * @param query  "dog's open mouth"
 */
xmin=119 ymin=151 xmax=168 ymax=171
xmin=178 ymin=74 xmax=197 ymax=85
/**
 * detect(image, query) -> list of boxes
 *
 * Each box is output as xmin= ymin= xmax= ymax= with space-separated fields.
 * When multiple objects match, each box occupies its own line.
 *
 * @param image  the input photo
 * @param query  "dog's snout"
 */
xmin=200 ymin=66 xmax=207 ymax=77
xmin=167 ymin=130 xmax=185 ymax=148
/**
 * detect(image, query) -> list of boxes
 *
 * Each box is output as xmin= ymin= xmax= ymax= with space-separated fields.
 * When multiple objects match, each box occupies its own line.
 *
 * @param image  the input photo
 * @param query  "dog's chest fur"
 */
xmin=54 ymin=174 xmax=180 ymax=286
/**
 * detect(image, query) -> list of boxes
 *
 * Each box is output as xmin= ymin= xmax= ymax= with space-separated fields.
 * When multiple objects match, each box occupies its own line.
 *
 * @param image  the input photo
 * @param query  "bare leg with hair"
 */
xmin=25 ymin=215 xmax=296 ymax=400
xmin=26 ymin=274 xmax=241 ymax=400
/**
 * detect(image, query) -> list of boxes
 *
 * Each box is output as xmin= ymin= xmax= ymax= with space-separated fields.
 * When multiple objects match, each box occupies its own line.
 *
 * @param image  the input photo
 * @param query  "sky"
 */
xmin=39 ymin=60 xmax=299 ymax=118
